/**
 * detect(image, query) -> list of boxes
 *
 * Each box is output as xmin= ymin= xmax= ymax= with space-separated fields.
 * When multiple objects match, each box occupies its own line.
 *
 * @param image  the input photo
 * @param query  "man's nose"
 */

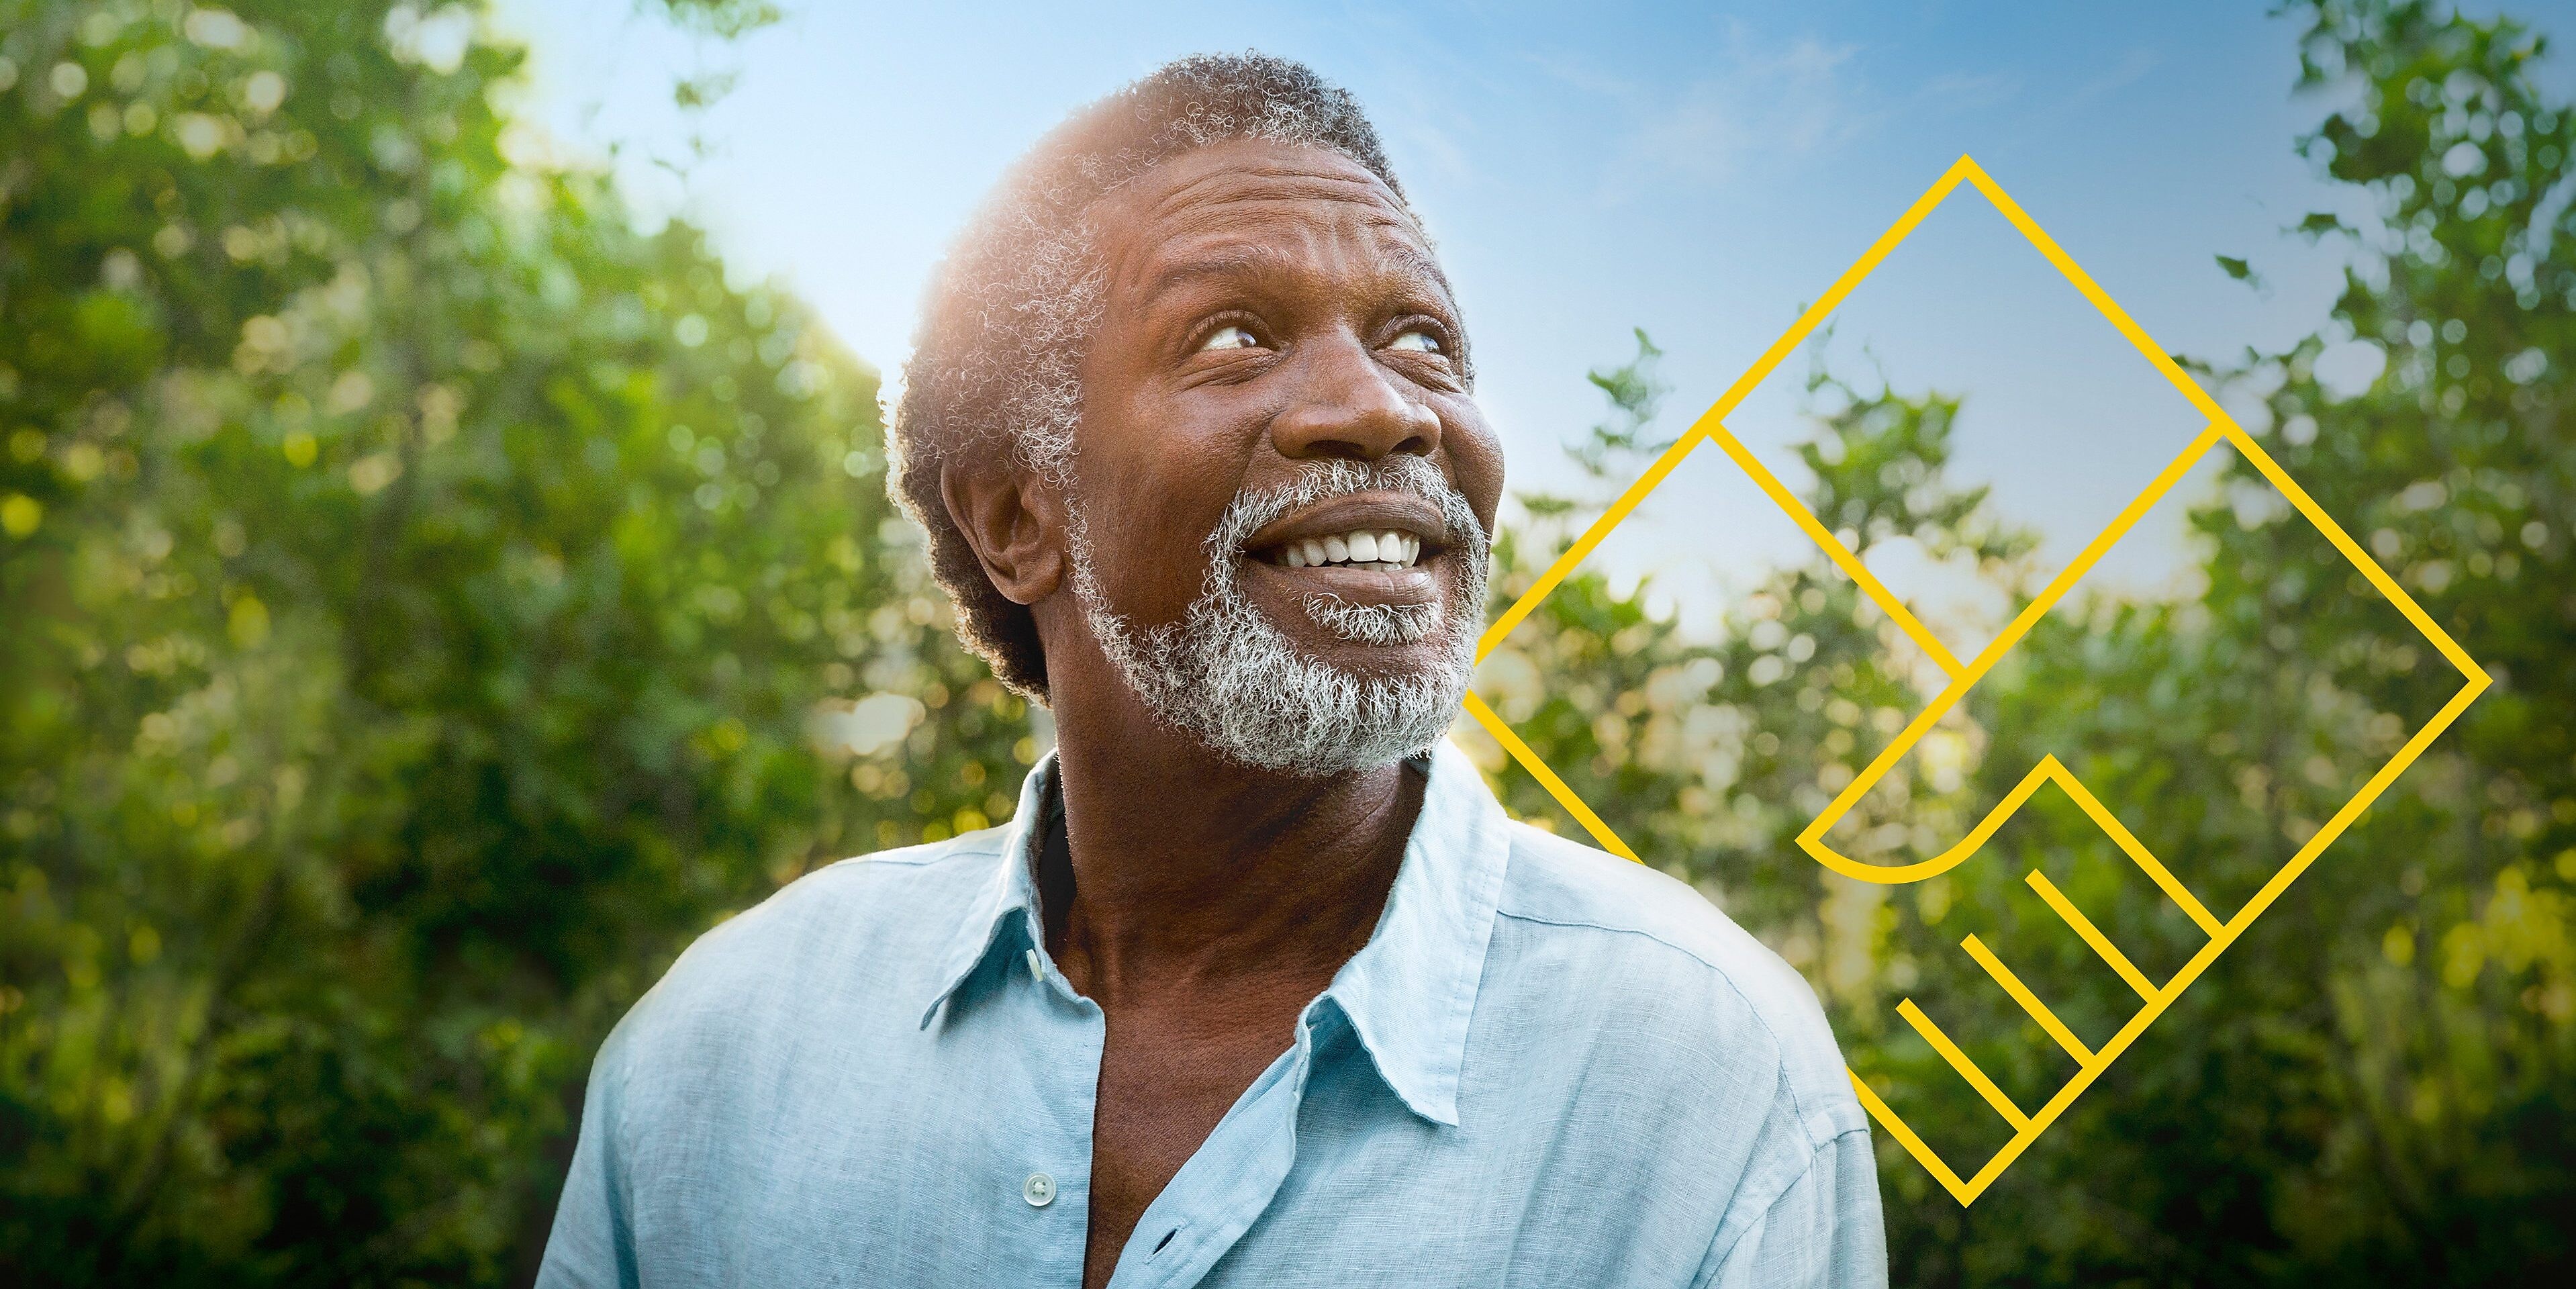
xmin=1267 ymin=334 xmax=1441 ymax=463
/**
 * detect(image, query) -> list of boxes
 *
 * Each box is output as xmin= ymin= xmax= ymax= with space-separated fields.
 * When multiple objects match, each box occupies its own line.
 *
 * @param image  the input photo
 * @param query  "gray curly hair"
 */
xmin=889 ymin=53 xmax=1422 ymax=701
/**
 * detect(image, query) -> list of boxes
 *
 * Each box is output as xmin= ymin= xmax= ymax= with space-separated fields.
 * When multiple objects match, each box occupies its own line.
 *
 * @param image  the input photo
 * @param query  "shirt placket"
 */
xmin=1102 ymin=1007 xmax=1325 ymax=1289
xmin=1011 ymin=918 xmax=1108 ymax=1288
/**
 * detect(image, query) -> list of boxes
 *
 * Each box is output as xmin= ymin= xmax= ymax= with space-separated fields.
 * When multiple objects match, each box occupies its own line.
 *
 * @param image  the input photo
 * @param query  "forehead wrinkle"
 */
xmin=1143 ymin=156 xmax=1402 ymax=222
xmin=1118 ymin=215 xmax=1460 ymax=324
xmin=1092 ymin=150 xmax=1420 ymax=281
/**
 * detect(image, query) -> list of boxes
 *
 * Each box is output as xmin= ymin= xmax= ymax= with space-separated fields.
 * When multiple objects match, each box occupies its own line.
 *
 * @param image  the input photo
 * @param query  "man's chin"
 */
xmin=1266 ymin=602 xmax=1462 ymax=680
xmin=1290 ymin=634 xmax=1456 ymax=686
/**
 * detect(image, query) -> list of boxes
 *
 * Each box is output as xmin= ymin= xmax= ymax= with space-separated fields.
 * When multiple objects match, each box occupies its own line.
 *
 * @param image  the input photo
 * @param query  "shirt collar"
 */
xmin=917 ymin=749 xmax=1057 ymax=1029
xmin=1317 ymin=738 xmax=1511 ymax=1127
xmin=917 ymin=738 xmax=1512 ymax=1128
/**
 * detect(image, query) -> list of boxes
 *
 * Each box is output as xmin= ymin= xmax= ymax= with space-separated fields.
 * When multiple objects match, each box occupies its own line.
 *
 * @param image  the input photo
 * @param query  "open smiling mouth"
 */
xmin=1259 ymin=528 xmax=1426 ymax=571
xmin=1235 ymin=491 xmax=1454 ymax=610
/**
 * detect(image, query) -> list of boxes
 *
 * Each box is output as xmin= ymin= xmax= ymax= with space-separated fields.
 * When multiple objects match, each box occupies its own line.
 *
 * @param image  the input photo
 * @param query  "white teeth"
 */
xmin=1275 ymin=529 xmax=1427 ymax=569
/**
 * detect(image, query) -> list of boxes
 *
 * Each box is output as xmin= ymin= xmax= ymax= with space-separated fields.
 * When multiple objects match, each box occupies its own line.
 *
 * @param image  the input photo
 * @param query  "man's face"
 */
xmin=1059 ymin=138 xmax=1505 ymax=772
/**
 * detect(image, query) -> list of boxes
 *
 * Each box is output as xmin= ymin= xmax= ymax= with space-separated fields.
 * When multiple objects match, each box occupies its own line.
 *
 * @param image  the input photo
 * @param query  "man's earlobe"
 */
xmin=940 ymin=461 xmax=1066 ymax=607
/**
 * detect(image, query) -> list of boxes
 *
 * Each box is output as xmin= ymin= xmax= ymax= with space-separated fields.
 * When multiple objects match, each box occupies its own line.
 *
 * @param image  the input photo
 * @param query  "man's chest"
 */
xmin=611 ymin=995 xmax=1727 ymax=1289
xmin=1084 ymin=1002 xmax=1313 ymax=1287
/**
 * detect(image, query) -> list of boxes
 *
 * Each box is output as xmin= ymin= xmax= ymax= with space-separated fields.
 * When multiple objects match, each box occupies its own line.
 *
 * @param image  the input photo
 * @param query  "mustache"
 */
xmin=1200 ymin=457 xmax=1486 ymax=573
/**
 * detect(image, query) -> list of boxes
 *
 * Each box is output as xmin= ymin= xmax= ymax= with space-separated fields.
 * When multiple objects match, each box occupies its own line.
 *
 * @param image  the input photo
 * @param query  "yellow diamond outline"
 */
xmin=1463 ymin=156 xmax=2491 ymax=1204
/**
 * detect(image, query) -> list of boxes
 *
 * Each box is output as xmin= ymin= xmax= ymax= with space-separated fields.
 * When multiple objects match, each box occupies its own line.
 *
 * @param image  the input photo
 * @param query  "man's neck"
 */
xmin=1037 ymin=690 xmax=1421 ymax=1008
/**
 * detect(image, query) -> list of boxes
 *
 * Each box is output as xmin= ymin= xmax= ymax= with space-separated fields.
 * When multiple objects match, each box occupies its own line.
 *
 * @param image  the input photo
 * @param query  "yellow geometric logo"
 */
xmin=1463 ymin=156 xmax=2490 ymax=1204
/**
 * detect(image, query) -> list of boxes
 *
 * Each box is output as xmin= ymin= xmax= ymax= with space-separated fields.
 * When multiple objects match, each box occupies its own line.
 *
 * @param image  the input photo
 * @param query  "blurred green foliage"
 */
xmin=1473 ymin=0 xmax=2576 ymax=1281
xmin=0 ymin=1 xmax=1027 ymax=1280
xmin=1 ymin=0 xmax=2568 ymax=1284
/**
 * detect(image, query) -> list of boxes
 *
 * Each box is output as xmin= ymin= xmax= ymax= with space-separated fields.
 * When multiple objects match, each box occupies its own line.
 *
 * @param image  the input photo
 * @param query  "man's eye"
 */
xmin=1200 ymin=324 xmax=1261 ymax=352
xmin=1386 ymin=329 xmax=1443 ymax=354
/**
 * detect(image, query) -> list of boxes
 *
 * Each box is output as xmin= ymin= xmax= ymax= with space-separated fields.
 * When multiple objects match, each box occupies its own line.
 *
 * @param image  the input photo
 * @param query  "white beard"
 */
xmin=1064 ymin=456 xmax=1488 ymax=777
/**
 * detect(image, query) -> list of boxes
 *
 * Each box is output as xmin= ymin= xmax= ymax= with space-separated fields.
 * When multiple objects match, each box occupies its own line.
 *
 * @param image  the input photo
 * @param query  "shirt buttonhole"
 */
xmin=1151 ymin=1227 xmax=1178 ymax=1256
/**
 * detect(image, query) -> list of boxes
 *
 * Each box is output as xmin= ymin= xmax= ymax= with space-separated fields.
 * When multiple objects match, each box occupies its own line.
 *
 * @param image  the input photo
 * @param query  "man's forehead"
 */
xmin=1132 ymin=141 xmax=1398 ymax=217
xmin=1095 ymin=141 xmax=1444 ymax=293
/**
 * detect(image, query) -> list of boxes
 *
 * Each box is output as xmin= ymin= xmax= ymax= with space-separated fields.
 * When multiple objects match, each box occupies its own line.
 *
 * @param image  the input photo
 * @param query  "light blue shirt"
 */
xmin=538 ymin=741 xmax=1885 ymax=1288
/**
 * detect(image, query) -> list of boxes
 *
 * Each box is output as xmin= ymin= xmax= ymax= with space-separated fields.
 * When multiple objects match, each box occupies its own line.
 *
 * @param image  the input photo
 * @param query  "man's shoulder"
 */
xmin=602 ymin=830 xmax=1009 ymax=1063
xmin=1490 ymin=819 xmax=1860 ymax=1139
xmin=681 ymin=828 xmax=1005 ymax=973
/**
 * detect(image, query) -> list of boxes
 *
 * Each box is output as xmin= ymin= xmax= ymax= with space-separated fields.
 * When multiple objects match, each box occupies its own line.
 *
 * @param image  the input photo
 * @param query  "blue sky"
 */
xmin=492 ymin=0 xmax=2570 ymax=643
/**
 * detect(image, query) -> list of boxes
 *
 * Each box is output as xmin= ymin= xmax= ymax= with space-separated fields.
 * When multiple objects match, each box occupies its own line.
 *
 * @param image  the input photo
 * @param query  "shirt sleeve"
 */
xmin=1695 ymin=1127 xmax=1888 ymax=1289
xmin=534 ymin=1035 xmax=638 ymax=1289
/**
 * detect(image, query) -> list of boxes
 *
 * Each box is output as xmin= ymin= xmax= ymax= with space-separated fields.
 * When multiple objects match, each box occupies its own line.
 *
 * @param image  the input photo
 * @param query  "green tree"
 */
xmin=1897 ymin=2 xmax=2575 ymax=1280
xmin=1479 ymin=1 xmax=2575 ymax=1282
xmin=0 ymin=2 xmax=1024 ymax=1281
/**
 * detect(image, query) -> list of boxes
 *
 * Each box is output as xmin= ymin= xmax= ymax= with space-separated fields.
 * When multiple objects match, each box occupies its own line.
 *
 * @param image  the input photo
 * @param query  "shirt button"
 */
xmin=1023 ymin=1172 xmax=1056 ymax=1207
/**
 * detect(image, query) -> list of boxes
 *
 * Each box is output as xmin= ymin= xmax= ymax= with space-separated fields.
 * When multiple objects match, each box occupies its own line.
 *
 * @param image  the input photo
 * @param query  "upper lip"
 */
xmin=1241 ymin=491 xmax=1449 ymax=558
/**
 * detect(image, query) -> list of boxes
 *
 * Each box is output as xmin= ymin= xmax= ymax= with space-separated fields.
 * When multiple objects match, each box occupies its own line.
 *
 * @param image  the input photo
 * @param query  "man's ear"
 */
xmin=940 ymin=459 xmax=1066 ymax=606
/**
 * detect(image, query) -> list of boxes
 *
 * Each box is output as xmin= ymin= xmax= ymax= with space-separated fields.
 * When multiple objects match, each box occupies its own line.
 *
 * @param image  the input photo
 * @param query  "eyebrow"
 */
xmin=1143 ymin=246 xmax=1299 ymax=300
xmin=1376 ymin=244 xmax=1457 ymax=303
xmin=1139 ymin=240 xmax=1459 ymax=314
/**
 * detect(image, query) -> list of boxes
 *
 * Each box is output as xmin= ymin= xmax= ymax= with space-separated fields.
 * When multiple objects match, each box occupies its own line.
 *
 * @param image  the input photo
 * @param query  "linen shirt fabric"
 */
xmin=537 ymin=741 xmax=1887 ymax=1288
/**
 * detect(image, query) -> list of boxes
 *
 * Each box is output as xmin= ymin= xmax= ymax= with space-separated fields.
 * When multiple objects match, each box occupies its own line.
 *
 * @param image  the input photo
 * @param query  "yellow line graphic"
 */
xmin=1462 ymin=691 xmax=1640 ymax=863
xmin=1898 ymin=999 xmax=2031 ymax=1132
xmin=2023 ymin=871 xmax=2157 ymax=1002
xmin=1960 ymin=934 xmax=2094 ymax=1065
xmin=1467 ymin=155 xmax=2489 ymax=1203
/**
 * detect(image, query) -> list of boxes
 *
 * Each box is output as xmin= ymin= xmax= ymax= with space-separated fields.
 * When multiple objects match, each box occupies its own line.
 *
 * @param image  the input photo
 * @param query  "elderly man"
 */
xmin=540 ymin=54 xmax=1884 ymax=1289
